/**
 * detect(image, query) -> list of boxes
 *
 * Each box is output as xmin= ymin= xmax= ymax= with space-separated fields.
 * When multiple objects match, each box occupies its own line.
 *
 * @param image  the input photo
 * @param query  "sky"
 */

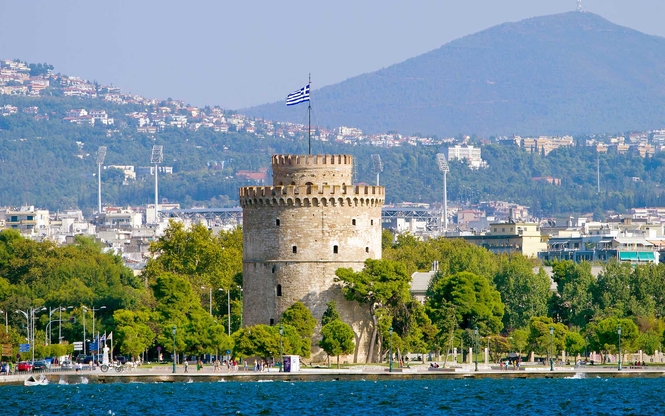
xmin=1 ymin=0 xmax=664 ymax=109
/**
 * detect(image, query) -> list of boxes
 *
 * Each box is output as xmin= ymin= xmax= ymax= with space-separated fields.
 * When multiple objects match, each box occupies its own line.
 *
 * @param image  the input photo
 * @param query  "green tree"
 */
xmin=494 ymin=255 xmax=550 ymax=330
xmin=526 ymin=316 xmax=566 ymax=359
xmin=321 ymin=301 xmax=341 ymax=327
xmin=281 ymin=302 xmax=316 ymax=339
xmin=335 ymin=259 xmax=413 ymax=362
xmin=637 ymin=331 xmax=661 ymax=355
xmin=588 ymin=317 xmax=639 ymax=362
xmin=113 ymin=309 xmax=155 ymax=360
xmin=551 ymin=260 xmax=595 ymax=326
xmin=509 ymin=328 xmax=529 ymax=355
xmin=319 ymin=320 xmax=356 ymax=368
xmin=564 ymin=331 xmax=586 ymax=356
xmin=426 ymin=271 xmax=504 ymax=335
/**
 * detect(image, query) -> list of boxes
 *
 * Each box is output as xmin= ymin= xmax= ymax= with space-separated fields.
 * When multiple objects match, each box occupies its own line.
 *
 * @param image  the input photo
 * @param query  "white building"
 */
xmin=446 ymin=145 xmax=487 ymax=169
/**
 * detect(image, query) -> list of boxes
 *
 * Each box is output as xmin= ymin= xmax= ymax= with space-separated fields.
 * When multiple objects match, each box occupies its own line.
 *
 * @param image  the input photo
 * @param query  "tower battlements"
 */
xmin=272 ymin=154 xmax=353 ymax=186
xmin=239 ymin=184 xmax=384 ymax=206
xmin=271 ymin=154 xmax=353 ymax=167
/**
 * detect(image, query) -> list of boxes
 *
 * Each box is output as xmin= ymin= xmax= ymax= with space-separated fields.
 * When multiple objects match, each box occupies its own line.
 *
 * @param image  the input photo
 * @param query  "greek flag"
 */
xmin=286 ymin=84 xmax=310 ymax=106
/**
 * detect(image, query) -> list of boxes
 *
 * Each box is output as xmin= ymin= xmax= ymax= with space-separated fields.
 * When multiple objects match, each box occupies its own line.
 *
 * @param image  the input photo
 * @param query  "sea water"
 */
xmin=1 ymin=377 xmax=664 ymax=415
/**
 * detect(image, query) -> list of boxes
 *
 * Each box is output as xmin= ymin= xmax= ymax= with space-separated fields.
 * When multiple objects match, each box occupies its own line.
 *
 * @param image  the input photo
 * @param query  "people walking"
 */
xmin=184 ymin=359 xmax=189 ymax=373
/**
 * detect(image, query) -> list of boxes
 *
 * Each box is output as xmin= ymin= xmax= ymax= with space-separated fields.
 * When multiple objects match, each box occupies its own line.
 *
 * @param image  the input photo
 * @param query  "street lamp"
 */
xmin=549 ymin=326 xmax=554 ymax=371
xmin=59 ymin=306 xmax=73 ymax=343
xmin=389 ymin=327 xmax=393 ymax=372
xmin=172 ymin=325 xmax=177 ymax=374
xmin=617 ymin=325 xmax=622 ymax=371
xmin=0 ymin=310 xmax=7 ymax=333
xmin=201 ymin=286 xmax=213 ymax=316
xmin=83 ymin=305 xmax=106 ymax=363
xmin=473 ymin=326 xmax=479 ymax=372
xmin=16 ymin=307 xmax=46 ymax=365
xmin=279 ymin=324 xmax=284 ymax=372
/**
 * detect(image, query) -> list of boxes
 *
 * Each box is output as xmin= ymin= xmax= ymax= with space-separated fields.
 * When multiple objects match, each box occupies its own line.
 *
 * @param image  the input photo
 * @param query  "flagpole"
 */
xmin=308 ymin=73 xmax=311 ymax=155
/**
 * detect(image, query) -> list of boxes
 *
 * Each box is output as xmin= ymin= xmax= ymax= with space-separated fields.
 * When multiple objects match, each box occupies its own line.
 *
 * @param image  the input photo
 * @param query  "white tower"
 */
xmin=577 ymin=0 xmax=583 ymax=12
xmin=96 ymin=146 xmax=107 ymax=214
xmin=436 ymin=153 xmax=450 ymax=233
xmin=151 ymin=145 xmax=164 ymax=224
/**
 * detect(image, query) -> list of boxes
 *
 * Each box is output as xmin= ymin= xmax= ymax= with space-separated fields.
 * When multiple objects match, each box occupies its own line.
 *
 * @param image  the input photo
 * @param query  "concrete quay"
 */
xmin=2 ymin=365 xmax=665 ymax=385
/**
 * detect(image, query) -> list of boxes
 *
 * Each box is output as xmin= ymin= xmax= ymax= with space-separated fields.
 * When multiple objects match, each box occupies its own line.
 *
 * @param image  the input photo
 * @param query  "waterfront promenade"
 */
xmin=2 ymin=363 xmax=665 ymax=385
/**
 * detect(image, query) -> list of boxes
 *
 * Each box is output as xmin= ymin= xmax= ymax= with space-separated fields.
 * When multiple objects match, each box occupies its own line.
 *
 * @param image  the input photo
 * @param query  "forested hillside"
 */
xmin=3 ymin=87 xmax=665 ymax=216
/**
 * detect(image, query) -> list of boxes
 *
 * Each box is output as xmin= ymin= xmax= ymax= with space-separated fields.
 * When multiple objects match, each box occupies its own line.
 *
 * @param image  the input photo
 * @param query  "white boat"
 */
xmin=24 ymin=374 xmax=49 ymax=386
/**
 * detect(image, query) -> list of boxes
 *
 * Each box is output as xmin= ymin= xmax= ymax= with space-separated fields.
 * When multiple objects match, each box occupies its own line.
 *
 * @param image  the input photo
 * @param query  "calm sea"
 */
xmin=2 ymin=377 xmax=663 ymax=415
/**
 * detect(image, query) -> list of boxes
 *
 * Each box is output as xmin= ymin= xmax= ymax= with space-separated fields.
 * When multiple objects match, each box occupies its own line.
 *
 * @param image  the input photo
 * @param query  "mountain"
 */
xmin=243 ymin=12 xmax=665 ymax=136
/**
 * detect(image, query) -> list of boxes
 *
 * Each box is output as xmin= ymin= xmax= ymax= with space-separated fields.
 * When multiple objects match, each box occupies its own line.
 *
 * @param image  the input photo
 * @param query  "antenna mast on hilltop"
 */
xmin=96 ymin=146 xmax=107 ymax=214
xmin=577 ymin=0 xmax=583 ymax=12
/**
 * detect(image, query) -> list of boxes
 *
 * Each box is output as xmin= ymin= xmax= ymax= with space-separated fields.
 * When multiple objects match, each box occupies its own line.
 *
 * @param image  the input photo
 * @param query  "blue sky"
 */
xmin=1 ymin=0 xmax=663 ymax=109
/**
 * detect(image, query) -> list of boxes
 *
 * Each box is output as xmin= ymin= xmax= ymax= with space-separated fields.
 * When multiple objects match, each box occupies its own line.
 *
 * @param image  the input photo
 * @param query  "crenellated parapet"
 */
xmin=272 ymin=154 xmax=354 ymax=187
xmin=272 ymin=154 xmax=353 ymax=167
xmin=239 ymin=184 xmax=384 ymax=207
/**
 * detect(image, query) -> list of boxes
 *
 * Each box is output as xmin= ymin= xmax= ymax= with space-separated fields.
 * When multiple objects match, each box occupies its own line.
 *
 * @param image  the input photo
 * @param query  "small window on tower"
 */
xmin=276 ymin=219 xmax=280 ymax=226
xmin=352 ymin=219 xmax=356 ymax=226
xmin=272 ymin=265 xmax=276 ymax=273
xmin=292 ymin=246 xmax=297 ymax=254
xmin=270 ymin=318 xmax=275 ymax=325
xmin=366 ymin=247 xmax=369 ymax=253
xmin=333 ymin=245 xmax=338 ymax=254
xmin=276 ymin=284 xmax=282 ymax=297
xmin=371 ymin=219 xmax=374 ymax=225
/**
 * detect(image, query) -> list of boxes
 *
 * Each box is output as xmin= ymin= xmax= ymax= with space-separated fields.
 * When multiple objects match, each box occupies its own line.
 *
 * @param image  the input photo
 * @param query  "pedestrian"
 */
xmin=184 ymin=359 xmax=189 ymax=373
xmin=244 ymin=360 xmax=248 ymax=371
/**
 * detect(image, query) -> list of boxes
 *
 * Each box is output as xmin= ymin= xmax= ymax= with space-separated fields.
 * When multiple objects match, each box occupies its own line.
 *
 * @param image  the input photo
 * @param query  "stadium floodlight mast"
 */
xmin=96 ymin=146 xmax=107 ymax=214
xmin=151 ymin=145 xmax=164 ymax=224
xmin=436 ymin=153 xmax=450 ymax=234
xmin=371 ymin=154 xmax=383 ymax=186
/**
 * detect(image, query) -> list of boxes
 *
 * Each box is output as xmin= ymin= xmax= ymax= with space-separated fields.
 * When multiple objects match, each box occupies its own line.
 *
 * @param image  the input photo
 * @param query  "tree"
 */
xmin=335 ymin=259 xmax=413 ymax=362
xmin=233 ymin=325 xmax=279 ymax=360
xmin=281 ymin=302 xmax=316 ymax=339
xmin=637 ymin=331 xmax=661 ymax=355
xmin=494 ymin=254 xmax=550 ymax=330
xmin=321 ymin=301 xmax=341 ymax=327
xmin=526 ymin=316 xmax=566 ymax=359
xmin=564 ymin=331 xmax=586 ymax=356
xmin=551 ymin=260 xmax=595 ymax=326
xmin=113 ymin=309 xmax=155 ymax=360
xmin=426 ymin=271 xmax=504 ymax=336
xmin=588 ymin=317 xmax=639 ymax=362
xmin=509 ymin=328 xmax=529 ymax=355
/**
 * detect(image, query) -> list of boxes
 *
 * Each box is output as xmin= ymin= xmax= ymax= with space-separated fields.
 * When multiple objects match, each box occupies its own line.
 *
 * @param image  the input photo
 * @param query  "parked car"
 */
xmin=82 ymin=356 xmax=94 ymax=364
xmin=76 ymin=354 xmax=88 ymax=364
xmin=33 ymin=360 xmax=48 ymax=371
xmin=0 ymin=363 xmax=10 ymax=374
xmin=17 ymin=361 xmax=33 ymax=372
xmin=60 ymin=360 xmax=74 ymax=371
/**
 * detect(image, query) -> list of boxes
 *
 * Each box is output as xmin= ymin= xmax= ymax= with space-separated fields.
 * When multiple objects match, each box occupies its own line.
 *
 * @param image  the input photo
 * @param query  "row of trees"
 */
xmin=331 ymin=231 xmax=665 ymax=363
xmin=4 ymin=222 xmax=665 ymax=365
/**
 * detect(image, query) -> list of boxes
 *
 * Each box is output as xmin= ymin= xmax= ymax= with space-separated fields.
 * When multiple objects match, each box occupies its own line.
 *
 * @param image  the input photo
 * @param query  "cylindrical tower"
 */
xmin=240 ymin=154 xmax=385 ymax=362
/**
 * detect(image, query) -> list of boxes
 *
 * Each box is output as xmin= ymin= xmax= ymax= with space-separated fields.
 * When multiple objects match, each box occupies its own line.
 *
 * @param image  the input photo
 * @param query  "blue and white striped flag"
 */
xmin=286 ymin=84 xmax=310 ymax=106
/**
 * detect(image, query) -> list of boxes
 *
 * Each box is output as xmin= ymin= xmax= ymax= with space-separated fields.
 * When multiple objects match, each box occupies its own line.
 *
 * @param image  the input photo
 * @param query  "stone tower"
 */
xmin=240 ymin=154 xmax=385 ymax=362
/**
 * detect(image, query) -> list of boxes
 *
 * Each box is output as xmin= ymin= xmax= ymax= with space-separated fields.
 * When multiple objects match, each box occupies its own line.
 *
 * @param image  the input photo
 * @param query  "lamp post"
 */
xmin=0 ymin=310 xmax=7 ymax=333
xmin=585 ymin=336 xmax=589 ymax=361
xmin=17 ymin=307 xmax=46 ymax=365
xmin=279 ymin=324 xmax=284 ymax=372
xmin=617 ymin=325 xmax=622 ymax=371
xmin=549 ymin=326 xmax=554 ymax=371
xmin=201 ymin=286 xmax=213 ymax=316
xmin=172 ymin=325 xmax=177 ymax=374
xmin=84 ymin=305 xmax=106 ymax=363
xmin=59 ymin=306 xmax=73 ymax=343
xmin=389 ymin=327 xmax=393 ymax=372
xmin=473 ymin=326 xmax=479 ymax=372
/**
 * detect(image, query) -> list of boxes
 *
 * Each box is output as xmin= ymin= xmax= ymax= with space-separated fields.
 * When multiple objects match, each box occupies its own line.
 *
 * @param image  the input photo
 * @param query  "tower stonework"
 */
xmin=240 ymin=154 xmax=385 ymax=362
